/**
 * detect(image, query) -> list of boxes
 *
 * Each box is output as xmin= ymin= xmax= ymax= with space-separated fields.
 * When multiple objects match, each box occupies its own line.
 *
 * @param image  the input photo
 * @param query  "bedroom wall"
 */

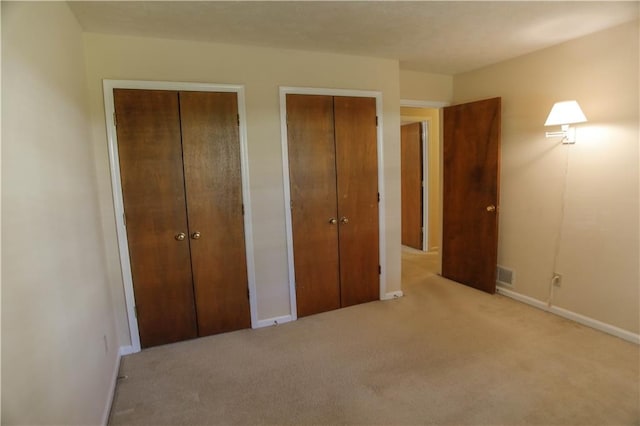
xmin=82 ymin=33 xmax=404 ymax=348
xmin=2 ymin=2 xmax=118 ymax=423
xmin=399 ymin=69 xmax=453 ymax=103
xmin=454 ymin=20 xmax=639 ymax=334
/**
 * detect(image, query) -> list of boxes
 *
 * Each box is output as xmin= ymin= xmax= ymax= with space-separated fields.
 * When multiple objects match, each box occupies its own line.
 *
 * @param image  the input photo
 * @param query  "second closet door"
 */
xmin=287 ymin=94 xmax=379 ymax=318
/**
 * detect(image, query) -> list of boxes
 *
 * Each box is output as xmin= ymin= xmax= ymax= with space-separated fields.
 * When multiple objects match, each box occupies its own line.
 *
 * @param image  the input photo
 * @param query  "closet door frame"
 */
xmin=103 ymin=80 xmax=257 ymax=354
xmin=279 ymin=87 xmax=387 ymax=321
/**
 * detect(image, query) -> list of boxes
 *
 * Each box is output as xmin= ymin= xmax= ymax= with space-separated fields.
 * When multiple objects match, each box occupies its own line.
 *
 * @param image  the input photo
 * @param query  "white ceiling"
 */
xmin=68 ymin=1 xmax=639 ymax=75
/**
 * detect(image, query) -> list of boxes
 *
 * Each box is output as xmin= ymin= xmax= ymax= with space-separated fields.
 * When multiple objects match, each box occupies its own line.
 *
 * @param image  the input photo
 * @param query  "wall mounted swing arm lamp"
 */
xmin=544 ymin=100 xmax=587 ymax=144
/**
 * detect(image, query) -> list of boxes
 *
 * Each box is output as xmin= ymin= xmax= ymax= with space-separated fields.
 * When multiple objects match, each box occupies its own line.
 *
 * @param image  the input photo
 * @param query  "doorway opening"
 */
xmin=400 ymin=105 xmax=443 ymax=275
xmin=400 ymin=98 xmax=501 ymax=294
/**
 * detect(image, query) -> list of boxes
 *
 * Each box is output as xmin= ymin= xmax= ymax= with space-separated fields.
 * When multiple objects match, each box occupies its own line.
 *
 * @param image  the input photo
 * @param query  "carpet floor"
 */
xmin=109 ymin=249 xmax=639 ymax=425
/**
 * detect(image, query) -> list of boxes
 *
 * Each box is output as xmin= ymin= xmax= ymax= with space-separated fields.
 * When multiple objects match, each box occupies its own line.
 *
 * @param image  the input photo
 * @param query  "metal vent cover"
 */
xmin=496 ymin=265 xmax=514 ymax=287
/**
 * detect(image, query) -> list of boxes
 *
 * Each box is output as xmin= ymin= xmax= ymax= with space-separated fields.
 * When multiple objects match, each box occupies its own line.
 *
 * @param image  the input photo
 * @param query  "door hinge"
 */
xmin=375 ymin=116 xmax=378 ymax=127
xmin=237 ymin=114 xmax=240 ymax=126
xmin=113 ymin=112 xmax=117 ymax=127
xmin=377 ymin=192 xmax=380 ymax=203
xmin=247 ymin=289 xmax=250 ymax=300
xmin=290 ymin=200 xmax=293 ymax=210
xmin=242 ymin=204 xmax=245 ymax=215
xmin=378 ymin=265 xmax=381 ymax=275
xmin=122 ymin=212 xmax=126 ymax=227
xmin=134 ymin=306 xmax=138 ymax=318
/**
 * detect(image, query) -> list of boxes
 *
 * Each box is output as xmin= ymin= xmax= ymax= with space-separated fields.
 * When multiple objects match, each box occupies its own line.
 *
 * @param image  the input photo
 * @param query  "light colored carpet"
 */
xmin=109 ymin=250 xmax=639 ymax=425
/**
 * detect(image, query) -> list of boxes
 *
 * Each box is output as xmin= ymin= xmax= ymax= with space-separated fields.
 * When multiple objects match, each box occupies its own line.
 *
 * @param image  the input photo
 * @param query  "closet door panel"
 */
xmin=334 ymin=96 xmax=380 ymax=306
xmin=286 ymin=94 xmax=341 ymax=317
xmin=114 ymin=89 xmax=197 ymax=348
xmin=179 ymin=91 xmax=251 ymax=335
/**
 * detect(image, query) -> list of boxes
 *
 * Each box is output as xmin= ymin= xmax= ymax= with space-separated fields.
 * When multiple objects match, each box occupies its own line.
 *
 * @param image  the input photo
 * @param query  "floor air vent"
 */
xmin=496 ymin=265 xmax=515 ymax=287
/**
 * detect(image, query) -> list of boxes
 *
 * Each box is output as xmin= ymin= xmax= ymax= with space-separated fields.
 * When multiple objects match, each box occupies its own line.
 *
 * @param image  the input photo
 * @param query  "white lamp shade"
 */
xmin=544 ymin=100 xmax=587 ymax=126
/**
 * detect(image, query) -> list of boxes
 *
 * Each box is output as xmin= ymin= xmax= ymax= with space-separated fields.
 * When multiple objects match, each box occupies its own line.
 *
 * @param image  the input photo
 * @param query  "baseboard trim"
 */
xmin=496 ymin=287 xmax=548 ymax=310
xmin=548 ymin=305 xmax=640 ymax=345
xmin=381 ymin=290 xmax=404 ymax=300
xmin=496 ymin=287 xmax=639 ymax=345
xmin=102 ymin=351 xmax=122 ymax=426
xmin=255 ymin=315 xmax=293 ymax=328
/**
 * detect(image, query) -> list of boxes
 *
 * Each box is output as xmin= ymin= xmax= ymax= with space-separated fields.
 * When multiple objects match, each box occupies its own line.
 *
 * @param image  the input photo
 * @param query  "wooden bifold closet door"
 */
xmin=114 ymin=89 xmax=250 ymax=348
xmin=286 ymin=94 xmax=379 ymax=318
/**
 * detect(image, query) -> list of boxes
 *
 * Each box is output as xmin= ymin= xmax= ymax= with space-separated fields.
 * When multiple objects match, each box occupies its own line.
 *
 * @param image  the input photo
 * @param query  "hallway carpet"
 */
xmin=109 ymin=251 xmax=639 ymax=425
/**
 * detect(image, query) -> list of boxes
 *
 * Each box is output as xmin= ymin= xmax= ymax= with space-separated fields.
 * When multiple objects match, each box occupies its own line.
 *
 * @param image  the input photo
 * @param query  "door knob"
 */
xmin=486 ymin=205 xmax=496 ymax=212
xmin=175 ymin=232 xmax=186 ymax=241
xmin=191 ymin=231 xmax=201 ymax=240
xmin=340 ymin=217 xmax=349 ymax=224
xmin=328 ymin=218 xmax=337 ymax=225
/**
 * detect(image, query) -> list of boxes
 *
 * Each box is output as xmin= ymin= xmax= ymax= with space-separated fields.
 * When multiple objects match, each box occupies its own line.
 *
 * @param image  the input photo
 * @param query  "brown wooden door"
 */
xmin=334 ymin=96 xmax=379 ymax=306
xmin=115 ymin=89 xmax=251 ymax=348
xmin=114 ymin=89 xmax=197 ymax=348
xmin=442 ymin=97 xmax=501 ymax=294
xmin=286 ymin=94 xmax=379 ymax=316
xmin=179 ymin=91 xmax=251 ymax=336
xmin=286 ymin=94 xmax=341 ymax=317
xmin=401 ymin=122 xmax=423 ymax=250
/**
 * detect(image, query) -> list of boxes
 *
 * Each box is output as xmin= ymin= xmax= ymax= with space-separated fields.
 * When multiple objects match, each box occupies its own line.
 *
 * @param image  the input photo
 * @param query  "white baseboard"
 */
xmin=102 ymin=351 xmax=122 ymax=426
xmin=255 ymin=315 xmax=293 ymax=328
xmin=381 ymin=290 xmax=404 ymax=300
xmin=548 ymin=305 xmax=640 ymax=345
xmin=119 ymin=345 xmax=136 ymax=356
xmin=496 ymin=286 xmax=639 ymax=345
xmin=496 ymin=287 xmax=548 ymax=310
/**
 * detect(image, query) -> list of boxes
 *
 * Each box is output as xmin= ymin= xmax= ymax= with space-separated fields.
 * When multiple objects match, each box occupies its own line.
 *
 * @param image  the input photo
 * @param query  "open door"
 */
xmin=401 ymin=122 xmax=423 ymax=250
xmin=442 ymin=97 xmax=501 ymax=294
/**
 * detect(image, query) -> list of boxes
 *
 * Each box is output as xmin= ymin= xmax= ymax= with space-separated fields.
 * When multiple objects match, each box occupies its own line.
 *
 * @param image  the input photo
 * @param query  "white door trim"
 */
xmin=103 ymin=79 xmax=258 ymax=353
xmin=400 ymin=99 xmax=450 ymax=109
xmin=279 ymin=86 xmax=386 ymax=320
xmin=420 ymin=120 xmax=430 ymax=252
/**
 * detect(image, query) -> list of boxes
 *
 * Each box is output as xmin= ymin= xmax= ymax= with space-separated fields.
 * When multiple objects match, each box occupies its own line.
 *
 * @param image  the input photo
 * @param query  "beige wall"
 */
xmin=1 ymin=2 xmax=118 ymax=424
xmin=3 ymin=3 xmax=636 ymax=423
xmin=400 ymin=69 xmax=453 ymax=102
xmin=400 ymin=107 xmax=442 ymax=255
xmin=454 ymin=20 xmax=639 ymax=334
xmin=82 ymin=33 xmax=403 ymax=347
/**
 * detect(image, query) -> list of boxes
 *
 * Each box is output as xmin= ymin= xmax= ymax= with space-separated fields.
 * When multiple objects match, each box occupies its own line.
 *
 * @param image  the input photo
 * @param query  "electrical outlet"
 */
xmin=553 ymin=273 xmax=562 ymax=287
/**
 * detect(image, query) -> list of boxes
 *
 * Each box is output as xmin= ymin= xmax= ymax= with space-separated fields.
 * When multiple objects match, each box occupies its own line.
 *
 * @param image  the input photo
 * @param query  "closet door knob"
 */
xmin=175 ymin=232 xmax=186 ymax=241
xmin=340 ymin=217 xmax=349 ymax=224
xmin=328 ymin=218 xmax=337 ymax=225
xmin=191 ymin=231 xmax=201 ymax=240
xmin=486 ymin=205 xmax=496 ymax=212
